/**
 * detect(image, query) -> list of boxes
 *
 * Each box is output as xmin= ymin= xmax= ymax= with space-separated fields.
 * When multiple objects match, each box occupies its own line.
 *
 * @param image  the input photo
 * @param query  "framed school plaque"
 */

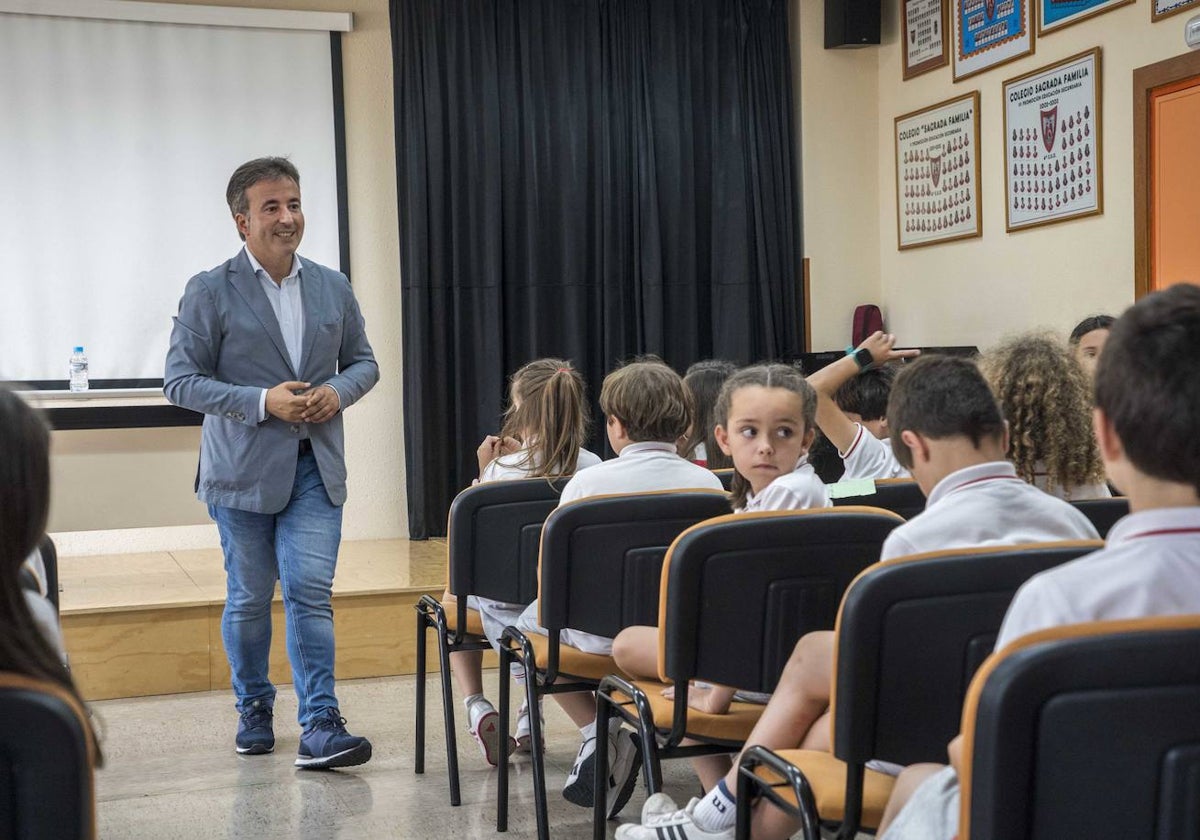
xmin=895 ymin=91 xmax=983 ymax=249
xmin=1039 ymin=0 xmax=1133 ymax=36
xmin=1153 ymin=0 xmax=1200 ymax=20
xmin=1003 ymin=48 xmax=1102 ymax=232
xmin=952 ymin=0 xmax=1034 ymax=82
xmin=904 ymin=0 xmax=950 ymax=80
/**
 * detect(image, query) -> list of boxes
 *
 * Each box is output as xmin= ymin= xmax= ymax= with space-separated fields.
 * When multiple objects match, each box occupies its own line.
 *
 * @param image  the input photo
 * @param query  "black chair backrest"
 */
xmin=1068 ymin=496 xmax=1129 ymax=539
xmin=446 ymin=478 xmax=569 ymax=606
xmin=831 ymin=478 xmax=925 ymax=520
xmin=662 ymin=508 xmax=904 ymax=694
xmin=831 ymin=540 xmax=1102 ymax=769
xmin=538 ymin=490 xmax=732 ymax=639
xmin=963 ymin=617 xmax=1200 ymax=840
xmin=711 ymin=468 xmax=735 ymax=491
xmin=37 ymin=535 xmax=58 ymax=612
xmin=0 ymin=675 xmax=93 ymax=839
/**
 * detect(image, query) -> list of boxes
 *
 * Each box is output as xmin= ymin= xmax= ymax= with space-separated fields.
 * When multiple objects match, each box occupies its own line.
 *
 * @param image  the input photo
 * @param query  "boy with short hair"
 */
xmin=807 ymin=332 xmax=911 ymax=480
xmin=515 ymin=358 xmax=725 ymax=815
xmin=878 ymin=283 xmax=1200 ymax=840
xmin=616 ymin=354 xmax=1099 ymax=840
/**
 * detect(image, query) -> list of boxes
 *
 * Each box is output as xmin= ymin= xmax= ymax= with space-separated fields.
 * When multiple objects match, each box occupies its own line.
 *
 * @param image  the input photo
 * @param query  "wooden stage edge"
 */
xmin=58 ymin=539 xmax=448 ymax=701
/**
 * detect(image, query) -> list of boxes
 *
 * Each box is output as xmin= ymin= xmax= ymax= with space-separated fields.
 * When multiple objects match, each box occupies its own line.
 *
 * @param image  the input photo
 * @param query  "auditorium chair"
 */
xmin=960 ymin=615 xmax=1200 ymax=839
xmin=734 ymin=540 xmax=1102 ymax=840
xmin=592 ymin=507 xmax=904 ymax=840
xmin=413 ymin=478 xmax=566 ymax=805
xmin=496 ymin=490 xmax=732 ymax=840
xmin=0 ymin=673 xmax=95 ymax=839
xmin=1068 ymin=495 xmax=1129 ymax=539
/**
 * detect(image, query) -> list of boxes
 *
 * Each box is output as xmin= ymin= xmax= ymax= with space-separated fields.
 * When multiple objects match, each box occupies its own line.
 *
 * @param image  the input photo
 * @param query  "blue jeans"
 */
xmin=209 ymin=450 xmax=342 ymax=728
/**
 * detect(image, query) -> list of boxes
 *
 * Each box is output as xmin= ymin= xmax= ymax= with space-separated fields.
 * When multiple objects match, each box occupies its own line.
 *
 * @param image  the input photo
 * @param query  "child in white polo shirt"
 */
xmin=877 ymin=283 xmax=1200 ymax=840
xmin=807 ymin=332 xmax=916 ymax=481
xmin=616 ymin=355 xmax=1098 ymax=840
xmin=514 ymin=358 xmax=725 ymax=817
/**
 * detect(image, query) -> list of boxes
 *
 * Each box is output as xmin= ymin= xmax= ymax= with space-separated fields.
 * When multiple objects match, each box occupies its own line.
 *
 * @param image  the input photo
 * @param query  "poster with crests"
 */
xmin=952 ymin=0 xmax=1034 ymax=81
xmin=895 ymin=91 xmax=982 ymax=249
xmin=904 ymin=0 xmax=949 ymax=79
xmin=1003 ymin=48 xmax=1102 ymax=231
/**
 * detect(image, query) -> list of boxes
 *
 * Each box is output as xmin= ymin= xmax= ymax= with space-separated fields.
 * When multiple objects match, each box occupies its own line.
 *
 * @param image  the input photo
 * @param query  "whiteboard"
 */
xmin=0 ymin=11 xmax=342 ymax=384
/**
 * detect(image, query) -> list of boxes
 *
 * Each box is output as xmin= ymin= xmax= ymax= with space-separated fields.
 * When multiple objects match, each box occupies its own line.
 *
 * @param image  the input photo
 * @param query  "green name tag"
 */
xmin=827 ymin=478 xmax=877 ymax=499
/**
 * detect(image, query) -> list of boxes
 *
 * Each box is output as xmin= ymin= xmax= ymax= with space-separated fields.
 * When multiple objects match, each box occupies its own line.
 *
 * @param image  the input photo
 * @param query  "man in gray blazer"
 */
xmin=165 ymin=157 xmax=379 ymax=770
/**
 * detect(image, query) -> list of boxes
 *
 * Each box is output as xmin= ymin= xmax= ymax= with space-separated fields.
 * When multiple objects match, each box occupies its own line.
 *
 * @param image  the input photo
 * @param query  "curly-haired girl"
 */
xmin=980 ymin=333 xmax=1109 ymax=500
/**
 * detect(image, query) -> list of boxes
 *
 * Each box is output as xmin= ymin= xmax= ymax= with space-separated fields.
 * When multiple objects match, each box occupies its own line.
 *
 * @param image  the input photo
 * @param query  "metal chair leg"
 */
xmin=437 ymin=614 xmax=462 ymax=807
xmin=415 ymin=606 xmax=427 ymax=775
xmin=736 ymin=746 xmax=821 ymax=840
xmin=497 ymin=644 xmax=512 ymax=833
xmin=523 ymin=647 xmax=550 ymax=840
xmin=593 ymin=689 xmax=611 ymax=840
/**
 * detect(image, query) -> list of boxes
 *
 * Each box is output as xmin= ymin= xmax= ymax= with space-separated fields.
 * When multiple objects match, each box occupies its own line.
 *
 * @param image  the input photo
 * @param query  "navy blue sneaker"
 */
xmin=235 ymin=700 xmax=275 ymax=755
xmin=295 ymin=708 xmax=372 ymax=770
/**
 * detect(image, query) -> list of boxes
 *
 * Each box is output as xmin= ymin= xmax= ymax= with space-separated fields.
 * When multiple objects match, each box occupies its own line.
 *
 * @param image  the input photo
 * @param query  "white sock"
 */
xmin=463 ymin=693 xmax=486 ymax=713
xmin=691 ymin=779 xmax=736 ymax=832
xmin=579 ymin=719 xmax=598 ymax=740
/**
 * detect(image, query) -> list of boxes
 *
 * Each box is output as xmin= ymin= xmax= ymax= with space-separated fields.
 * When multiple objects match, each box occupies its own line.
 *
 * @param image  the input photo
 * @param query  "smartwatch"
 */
xmin=845 ymin=346 xmax=874 ymax=371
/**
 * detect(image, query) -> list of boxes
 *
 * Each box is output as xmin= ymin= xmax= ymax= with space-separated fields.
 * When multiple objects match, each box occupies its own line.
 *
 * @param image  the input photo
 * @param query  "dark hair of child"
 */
xmin=680 ymin=360 xmax=737 ymax=469
xmin=1094 ymin=285 xmax=1200 ymax=495
xmin=887 ymin=355 xmax=1006 ymax=471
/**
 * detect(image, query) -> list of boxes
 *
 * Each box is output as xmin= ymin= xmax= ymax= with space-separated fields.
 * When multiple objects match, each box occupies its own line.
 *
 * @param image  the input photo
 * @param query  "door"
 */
xmin=1134 ymin=53 xmax=1200 ymax=297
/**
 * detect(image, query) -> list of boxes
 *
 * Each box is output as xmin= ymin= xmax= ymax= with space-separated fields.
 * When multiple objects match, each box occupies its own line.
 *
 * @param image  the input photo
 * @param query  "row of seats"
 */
xmin=0 ymin=535 xmax=94 ymax=840
xmin=738 ymin=613 xmax=1200 ymax=840
xmin=413 ymin=479 xmax=1135 ymax=840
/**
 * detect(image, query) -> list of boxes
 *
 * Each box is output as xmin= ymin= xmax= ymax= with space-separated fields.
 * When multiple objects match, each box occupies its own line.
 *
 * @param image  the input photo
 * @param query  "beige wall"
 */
xmin=873 ymin=0 xmax=1186 ymax=347
xmin=50 ymin=0 xmax=407 ymax=552
xmin=796 ymin=0 xmax=1193 ymax=351
xmin=794 ymin=0 xmax=883 ymax=350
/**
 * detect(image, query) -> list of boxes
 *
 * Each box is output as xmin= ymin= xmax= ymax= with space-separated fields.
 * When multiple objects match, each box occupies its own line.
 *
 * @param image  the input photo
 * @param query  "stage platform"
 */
xmin=59 ymin=539 xmax=448 ymax=701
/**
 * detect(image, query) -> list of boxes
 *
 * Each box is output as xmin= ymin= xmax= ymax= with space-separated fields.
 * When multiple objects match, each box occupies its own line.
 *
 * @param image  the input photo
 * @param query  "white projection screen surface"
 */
xmin=0 ymin=11 xmax=342 ymax=385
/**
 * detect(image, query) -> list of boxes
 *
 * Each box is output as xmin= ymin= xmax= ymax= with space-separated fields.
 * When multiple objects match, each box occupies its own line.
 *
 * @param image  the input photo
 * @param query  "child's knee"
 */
xmin=780 ymin=631 xmax=834 ymax=694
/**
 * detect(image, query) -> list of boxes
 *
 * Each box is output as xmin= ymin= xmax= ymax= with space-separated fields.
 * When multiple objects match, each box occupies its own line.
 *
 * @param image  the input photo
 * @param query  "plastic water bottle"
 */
xmin=69 ymin=346 xmax=89 ymax=392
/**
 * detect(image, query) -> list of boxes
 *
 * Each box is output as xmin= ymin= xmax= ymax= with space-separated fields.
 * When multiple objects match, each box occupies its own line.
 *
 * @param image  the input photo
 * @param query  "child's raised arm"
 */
xmin=806 ymin=332 xmax=919 ymax=453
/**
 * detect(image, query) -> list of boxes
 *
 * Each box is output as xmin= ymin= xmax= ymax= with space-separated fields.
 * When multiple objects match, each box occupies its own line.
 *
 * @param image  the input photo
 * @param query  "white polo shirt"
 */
xmin=879 ymin=461 xmax=1099 ymax=562
xmin=742 ymin=459 xmax=831 ymax=512
xmin=1031 ymin=464 xmax=1112 ymax=501
xmin=480 ymin=446 xmax=602 ymax=482
xmin=517 ymin=441 xmax=725 ymax=654
xmin=840 ymin=423 xmax=909 ymax=480
xmin=997 ymin=506 xmax=1200 ymax=648
xmin=557 ymin=441 xmax=725 ymax=504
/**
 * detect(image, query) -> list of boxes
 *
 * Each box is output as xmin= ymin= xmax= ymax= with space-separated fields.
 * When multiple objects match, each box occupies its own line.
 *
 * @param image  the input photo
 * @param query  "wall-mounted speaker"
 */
xmin=825 ymin=0 xmax=881 ymax=48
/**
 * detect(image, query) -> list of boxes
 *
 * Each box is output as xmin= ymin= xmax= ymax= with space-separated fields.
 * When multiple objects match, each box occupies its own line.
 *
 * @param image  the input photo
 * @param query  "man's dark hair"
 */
xmin=1069 ymin=314 xmax=1116 ymax=345
xmin=1094 ymin=285 xmax=1200 ymax=494
xmin=887 ymin=355 xmax=1005 ymax=469
xmin=226 ymin=157 xmax=301 ymax=240
xmin=834 ymin=364 xmax=896 ymax=422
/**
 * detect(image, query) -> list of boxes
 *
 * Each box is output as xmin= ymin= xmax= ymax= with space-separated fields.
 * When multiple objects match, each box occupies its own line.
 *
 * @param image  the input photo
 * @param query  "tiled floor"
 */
xmin=93 ymin=670 xmax=704 ymax=839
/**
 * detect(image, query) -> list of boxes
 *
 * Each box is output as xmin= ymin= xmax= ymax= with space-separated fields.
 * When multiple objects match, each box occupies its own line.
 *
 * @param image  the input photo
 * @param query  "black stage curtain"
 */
xmin=391 ymin=0 xmax=803 ymax=538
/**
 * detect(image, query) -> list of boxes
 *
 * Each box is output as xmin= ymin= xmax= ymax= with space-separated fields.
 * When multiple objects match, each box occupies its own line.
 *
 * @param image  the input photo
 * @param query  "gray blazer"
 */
xmin=164 ymin=250 xmax=379 ymax=514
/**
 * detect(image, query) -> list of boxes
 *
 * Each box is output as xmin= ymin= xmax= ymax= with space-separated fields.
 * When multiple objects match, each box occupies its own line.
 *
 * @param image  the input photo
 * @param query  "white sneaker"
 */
xmin=640 ymin=791 xmax=679 ymax=823
xmin=614 ymin=797 xmax=735 ymax=839
xmin=513 ymin=698 xmax=545 ymax=754
xmin=466 ymin=697 xmax=515 ymax=767
xmin=562 ymin=723 xmax=643 ymax=818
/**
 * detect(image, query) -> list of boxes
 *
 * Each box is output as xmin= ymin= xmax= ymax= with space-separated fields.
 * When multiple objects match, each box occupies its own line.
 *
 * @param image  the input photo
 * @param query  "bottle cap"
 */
xmin=74 ymin=346 xmax=84 ymax=353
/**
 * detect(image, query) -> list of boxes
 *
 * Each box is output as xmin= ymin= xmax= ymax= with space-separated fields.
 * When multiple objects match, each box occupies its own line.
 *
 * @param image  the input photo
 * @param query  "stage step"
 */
xmin=59 ymin=539 xmax=447 ymax=701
